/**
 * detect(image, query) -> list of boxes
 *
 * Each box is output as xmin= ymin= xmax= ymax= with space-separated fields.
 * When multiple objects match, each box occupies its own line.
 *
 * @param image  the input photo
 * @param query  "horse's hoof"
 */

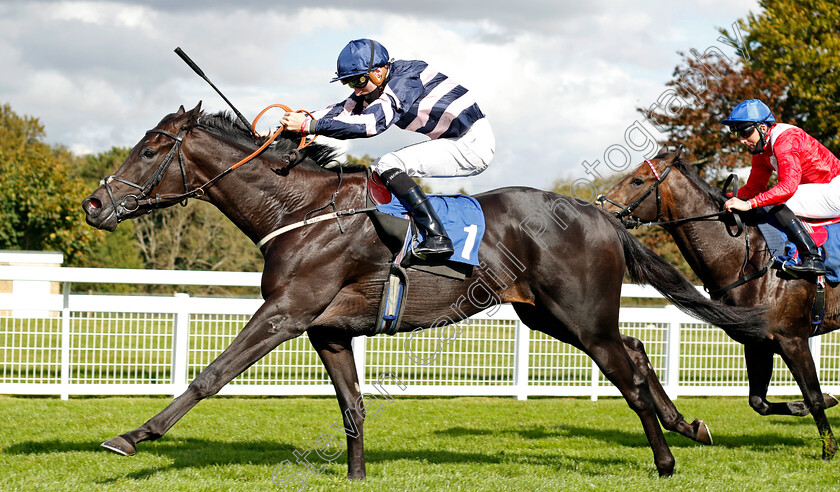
xmin=824 ymin=394 xmax=839 ymax=409
xmin=788 ymin=401 xmax=810 ymax=417
xmin=101 ymin=435 xmax=136 ymax=456
xmin=692 ymin=419 xmax=713 ymax=446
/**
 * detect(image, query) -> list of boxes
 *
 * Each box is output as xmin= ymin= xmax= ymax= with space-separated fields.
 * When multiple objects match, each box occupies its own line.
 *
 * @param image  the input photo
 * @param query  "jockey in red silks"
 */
xmin=280 ymin=39 xmax=495 ymax=258
xmin=722 ymin=99 xmax=840 ymax=276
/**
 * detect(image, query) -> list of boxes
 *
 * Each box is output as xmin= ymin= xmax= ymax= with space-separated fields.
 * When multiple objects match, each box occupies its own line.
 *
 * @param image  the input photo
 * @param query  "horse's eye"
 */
xmin=142 ymin=149 xmax=156 ymax=158
xmin=631 ymin=178 xmax=644 ymax=186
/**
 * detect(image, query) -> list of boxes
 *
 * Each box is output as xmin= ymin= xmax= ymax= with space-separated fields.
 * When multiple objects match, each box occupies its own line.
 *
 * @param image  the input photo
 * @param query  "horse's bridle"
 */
xmin=600 ymin=162 xmax=767 ymax=296
xmin=598 ymin=160 xmax=737 ymax=232
xmin=598 ymin=160 xmax=672 ymax=227
xmin=100 ymin=105 xmax=316 ymax=223
xmin=100 ymin=128 xmax=191 ymax=221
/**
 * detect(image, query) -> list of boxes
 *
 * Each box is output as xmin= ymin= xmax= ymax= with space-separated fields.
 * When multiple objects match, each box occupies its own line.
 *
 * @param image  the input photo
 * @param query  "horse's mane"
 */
xmin=194 ymin=111 xmax=367 ymax=173
xmin=659 ymin=151 xmax=727 ymax=208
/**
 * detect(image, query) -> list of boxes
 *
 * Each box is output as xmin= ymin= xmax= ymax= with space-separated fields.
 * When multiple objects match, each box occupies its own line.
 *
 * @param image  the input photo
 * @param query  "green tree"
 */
xmin=72 ymin=146 xmax=131 ymax=188
xmin=646 ymin=0 xmax=839 ymax=174
xmin=643 ymin=54 xmax=788 ymax=177
xmin=0 ymin=103 xmax=98 ymax=265
xmin=739 ymin=0 xmax=840 ymax=153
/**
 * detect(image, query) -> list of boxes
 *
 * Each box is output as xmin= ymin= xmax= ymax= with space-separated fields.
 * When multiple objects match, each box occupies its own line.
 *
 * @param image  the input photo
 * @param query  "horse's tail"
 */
xmin=609 ymin=216 xmax=767 ymax=343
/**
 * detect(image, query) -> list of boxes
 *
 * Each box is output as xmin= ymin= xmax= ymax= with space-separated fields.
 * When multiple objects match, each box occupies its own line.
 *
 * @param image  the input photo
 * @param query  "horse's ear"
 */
xmin=176 ymin=105 xmax=186 ymax=115
xmin=184 ymin=101 xmax=202 ymax=126
xmin=673 ymin=145 xmax=684 ymax=162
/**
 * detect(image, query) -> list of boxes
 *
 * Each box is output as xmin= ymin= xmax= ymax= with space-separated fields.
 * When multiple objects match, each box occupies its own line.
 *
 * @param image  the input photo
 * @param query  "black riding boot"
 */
xmin=771 ymin=205 xmax=826 ymax=275
xmin=379 ymin=169 xmax=454 ymax=258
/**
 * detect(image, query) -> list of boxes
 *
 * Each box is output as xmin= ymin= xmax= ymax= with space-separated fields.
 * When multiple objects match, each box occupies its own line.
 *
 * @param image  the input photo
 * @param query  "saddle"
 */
xmin=754 ymin=215 xmax=840 ymax=329
xmin=366 ymin=170 xmax=486 ymax=335
xmin=755 ymin=217 xmax=840 ymax=283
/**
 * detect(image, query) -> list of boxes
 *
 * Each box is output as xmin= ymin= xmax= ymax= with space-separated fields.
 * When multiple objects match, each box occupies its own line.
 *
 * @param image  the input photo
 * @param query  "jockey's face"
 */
xmin=740 ymin=123 xmax=768 ymax=152
xmin=353 ymin=66 xmax=387 ymax=97
xmin=354 ymin=80 xmax=377 ymax=97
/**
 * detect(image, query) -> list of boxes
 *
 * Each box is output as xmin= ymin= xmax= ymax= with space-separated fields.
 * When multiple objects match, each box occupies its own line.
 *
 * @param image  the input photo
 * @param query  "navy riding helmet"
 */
xmin=330 ymin=39 xmax=390 ymax=83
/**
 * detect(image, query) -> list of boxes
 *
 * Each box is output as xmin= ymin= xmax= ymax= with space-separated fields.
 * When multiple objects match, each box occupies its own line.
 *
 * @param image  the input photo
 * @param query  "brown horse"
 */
xmin=82 ymin=103 xmax=764 ymax=478
xmin=600 ymin=149 xmax=840 ymax=460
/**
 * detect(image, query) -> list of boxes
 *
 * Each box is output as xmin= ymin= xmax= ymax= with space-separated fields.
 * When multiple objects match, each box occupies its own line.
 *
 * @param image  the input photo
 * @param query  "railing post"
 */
xmin=60 ymin=281 xmax=71 ymax=400
xmin=810 ymin=335 xmax=822 ymax=380
xmin=591 ymin=359 xmax=600 ymax=401
xmin=172 ymin=293 xmax=191 ymax=396
xmin=352 ymin=336 xmax=366 ymax=388
xmin=665 ymin=305 xmax=681 ymax=400
xmin=513 ymin=319 xmax=529 ymax=400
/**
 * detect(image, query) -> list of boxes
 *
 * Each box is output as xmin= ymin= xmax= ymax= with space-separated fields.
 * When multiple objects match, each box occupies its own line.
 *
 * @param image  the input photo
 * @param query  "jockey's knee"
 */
xmin=371 ymin=154 xmax=408 ymax=176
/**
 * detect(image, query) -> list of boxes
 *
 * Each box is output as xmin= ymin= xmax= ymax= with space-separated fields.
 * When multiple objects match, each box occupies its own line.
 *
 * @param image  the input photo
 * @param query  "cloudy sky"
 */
xmin=1 ymin=0 xmax=758 ymax=194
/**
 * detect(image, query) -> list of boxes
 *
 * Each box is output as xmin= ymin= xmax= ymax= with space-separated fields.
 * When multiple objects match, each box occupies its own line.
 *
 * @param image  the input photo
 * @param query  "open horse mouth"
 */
xmin=82 ymin=194 xmax=119 ymax=231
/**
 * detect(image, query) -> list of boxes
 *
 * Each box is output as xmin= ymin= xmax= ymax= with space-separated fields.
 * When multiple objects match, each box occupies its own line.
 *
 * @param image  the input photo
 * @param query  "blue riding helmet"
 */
xmin=330 ymin=39 xmax=390 ymax=83
xmin=721 ymin=99 xmax=776 ymax=127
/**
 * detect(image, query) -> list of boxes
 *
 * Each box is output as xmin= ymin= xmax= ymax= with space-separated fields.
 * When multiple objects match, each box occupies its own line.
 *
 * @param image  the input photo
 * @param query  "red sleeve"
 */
xmin=749 ymin=132 xmax=803 ymax=207
xmin=737 ymin=154 xmax=773 ymax=201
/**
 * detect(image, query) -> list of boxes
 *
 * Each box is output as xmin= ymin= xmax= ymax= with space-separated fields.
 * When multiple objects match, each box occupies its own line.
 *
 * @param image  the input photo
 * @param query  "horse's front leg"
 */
xmin=101 ymin=297 xmax=308 ymax=455
xmin=621 ymin=335 xmax=712 ymax=445
xmin=307 ymin=328 xmax=366 ymax=480
xmin=777 ymin=336 xmax=839 ymax=460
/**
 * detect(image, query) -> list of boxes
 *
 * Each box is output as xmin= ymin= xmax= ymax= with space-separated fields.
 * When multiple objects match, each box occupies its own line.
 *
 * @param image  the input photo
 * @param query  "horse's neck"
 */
xmin=667 ymin=221 xmax=747 ymax=287
xmin=664 ymin=182 xmax=765 ymax=291
xmin=189 ymin=141 xmax=366 ymax=245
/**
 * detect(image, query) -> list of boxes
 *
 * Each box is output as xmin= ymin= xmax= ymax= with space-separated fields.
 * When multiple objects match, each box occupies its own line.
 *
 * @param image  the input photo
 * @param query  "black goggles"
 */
xmin=731 ymin=123 xmax=757 ymax=139
xmin=341 ymin=73 xmax=369 ymax=89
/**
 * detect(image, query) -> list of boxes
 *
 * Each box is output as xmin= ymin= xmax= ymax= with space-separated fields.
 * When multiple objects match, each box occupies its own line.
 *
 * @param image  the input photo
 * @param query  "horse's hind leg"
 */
xmin=516 ymin=305 xmax=675 ymax=477
xmin=101 ymin=299 xmax=307 ymax=455
xmin=745 ymin=343 xmax=837 ymax=417
xmin=307 ymin=329 xmax=366 ymax=480
xmin=622 ymin=335 xmax=711 ymax=445
xmin=777 ymin=336 xmax=839 ymax=460
xmin=590 ymin=334 xmax=675 ymax=476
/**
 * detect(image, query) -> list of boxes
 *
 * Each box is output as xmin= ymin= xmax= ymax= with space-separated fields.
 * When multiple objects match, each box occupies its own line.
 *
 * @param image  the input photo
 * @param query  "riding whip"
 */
xmin=174 ymin=47 xmax=252 ymax=131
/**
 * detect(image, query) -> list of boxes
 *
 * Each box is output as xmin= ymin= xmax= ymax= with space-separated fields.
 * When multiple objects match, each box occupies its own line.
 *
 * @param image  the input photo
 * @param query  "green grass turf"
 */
xmin=0 ymin=395 xmax=837 ymax=491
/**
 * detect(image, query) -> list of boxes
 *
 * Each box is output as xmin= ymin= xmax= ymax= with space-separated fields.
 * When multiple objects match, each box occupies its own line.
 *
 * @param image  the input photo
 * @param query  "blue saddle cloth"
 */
xmin=375 ymin=195 xmax=485 ymax=266
xmin=756 ymin=219 xmax=840 ymax=282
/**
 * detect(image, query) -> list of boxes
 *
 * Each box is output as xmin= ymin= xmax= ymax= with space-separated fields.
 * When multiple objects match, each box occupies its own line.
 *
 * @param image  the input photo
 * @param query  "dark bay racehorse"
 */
xmin=601 ymin=149 xmax=840 ymax=460
xmin=82 ymin=103 xmax=765 ymax=478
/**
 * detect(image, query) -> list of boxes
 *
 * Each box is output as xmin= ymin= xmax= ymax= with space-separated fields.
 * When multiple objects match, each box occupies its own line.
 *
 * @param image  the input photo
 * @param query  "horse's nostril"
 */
xmin=83 ymin=197 xmax=102 ymax=216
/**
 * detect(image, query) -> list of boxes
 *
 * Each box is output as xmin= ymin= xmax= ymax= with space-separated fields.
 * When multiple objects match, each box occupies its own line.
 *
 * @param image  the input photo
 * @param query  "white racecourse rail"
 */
xmin=1 ymin=266 xmax=839 ymax=401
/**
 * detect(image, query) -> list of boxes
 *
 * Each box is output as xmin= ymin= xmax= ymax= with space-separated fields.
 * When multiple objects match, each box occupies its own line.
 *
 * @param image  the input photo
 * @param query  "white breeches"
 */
xmin=371 ymin=118 xmax=495 ymax=178
xmin=786 ymin=174 xmax=840 ymax=219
